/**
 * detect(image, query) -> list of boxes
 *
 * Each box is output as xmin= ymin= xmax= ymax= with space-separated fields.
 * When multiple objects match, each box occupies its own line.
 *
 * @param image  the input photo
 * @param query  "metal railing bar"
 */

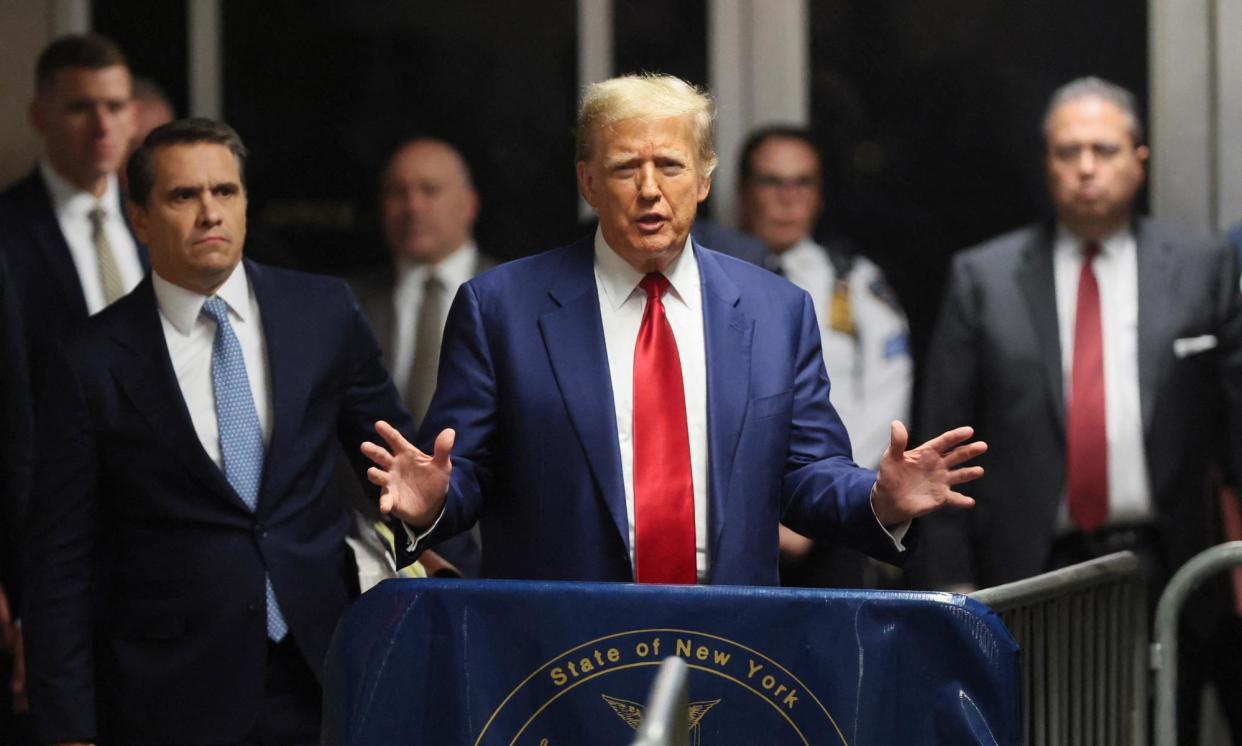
xmin=970 ymin=552 xmax=1140 ymax=610
xmin=1151 ymin=541 xmax=1242 ymax=746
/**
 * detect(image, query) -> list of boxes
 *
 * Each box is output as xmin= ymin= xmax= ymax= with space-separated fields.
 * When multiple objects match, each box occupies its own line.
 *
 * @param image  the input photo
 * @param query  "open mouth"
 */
xmin=636 ymin=214 xmax=666 ymax=231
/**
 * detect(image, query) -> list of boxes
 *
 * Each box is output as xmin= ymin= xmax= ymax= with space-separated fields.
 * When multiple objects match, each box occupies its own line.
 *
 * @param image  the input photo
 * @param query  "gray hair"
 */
xmin=1043 ymin=76 xmax=1145 ymax=146
xmin=575 ymin=73 xmax=718 ymax=178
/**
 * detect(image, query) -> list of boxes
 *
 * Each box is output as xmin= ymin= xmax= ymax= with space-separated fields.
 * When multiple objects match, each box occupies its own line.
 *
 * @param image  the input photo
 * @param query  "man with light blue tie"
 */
xmin=22 ymin=119 xmax=413 ymax=746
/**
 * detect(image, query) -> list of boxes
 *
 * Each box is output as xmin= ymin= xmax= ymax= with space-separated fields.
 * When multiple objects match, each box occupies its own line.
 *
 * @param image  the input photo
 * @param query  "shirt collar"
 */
xmin=395 ymin=239 xmax=478 ymax=289
xmin=39 ymin=159 xmax=120 ymax=219
xmin=593 ymin=226 xmax=700 ymax=311
xmin=776 ymin=236 xmax=818 ymax=273
xmin=153 ymin=262 xmax=251 ymax=336
xmin=1054 ymin=223 xmax=1134 ymax=259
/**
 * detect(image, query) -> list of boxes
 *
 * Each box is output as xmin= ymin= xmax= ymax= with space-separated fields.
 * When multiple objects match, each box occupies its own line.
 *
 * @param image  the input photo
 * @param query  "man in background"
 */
xmin=351 ymin=137 xmax=493 ymax=577
xmin=23 ymin=118 xmax=414 ymax=745
xmin=0 ymin=35 xmax=142 ymax=745
xmin=918 ymin=76 xmax=1242 ymax=743
xmin=0 ymin=34 xmax=145 ymax=366
xmin=737 ymin=126 xmax=912 ymax=588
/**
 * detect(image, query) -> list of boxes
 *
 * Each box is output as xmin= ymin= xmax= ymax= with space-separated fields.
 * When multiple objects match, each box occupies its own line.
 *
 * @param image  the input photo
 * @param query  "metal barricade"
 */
xmin=629 ymin=656 xmax=690 ymax=746
xmin=1151 ymin=540 xmax=1242 ymax=746
xmin=971 ymin=551 xmax=1147 ymax=746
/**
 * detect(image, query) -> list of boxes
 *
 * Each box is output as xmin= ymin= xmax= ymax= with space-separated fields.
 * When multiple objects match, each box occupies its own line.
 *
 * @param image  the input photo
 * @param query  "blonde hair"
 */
xmin=575 ymin=73 xmax=718 ymax=178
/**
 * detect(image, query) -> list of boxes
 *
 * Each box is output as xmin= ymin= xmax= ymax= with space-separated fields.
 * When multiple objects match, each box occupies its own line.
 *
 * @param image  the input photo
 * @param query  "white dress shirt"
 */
xmin=594 ymin=229 xmax=711 ymax=580
xmin=40 ymin=161 xmax=144 ymax=315
xmin=390 ymin=242 xmax=477 ymax=398
xmin=1052 ymin=225 xmax=1152 ymax=525
xmin=776 ymin=238 xmax=912 ymax=468
xmin=153 ymin=264 xmax=273 ymax=468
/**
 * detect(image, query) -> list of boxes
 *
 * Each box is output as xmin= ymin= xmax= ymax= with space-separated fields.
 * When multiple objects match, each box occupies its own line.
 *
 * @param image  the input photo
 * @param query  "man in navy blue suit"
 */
xmin=0 ymin=35 xmax=145 ymax=744
xmin=23 ymin=119 xmax=412 ymax=745
xmin=0 ymin=34 xmax=148 ymax=397
xmin=363 ymin=74 xmax=986 ymax=585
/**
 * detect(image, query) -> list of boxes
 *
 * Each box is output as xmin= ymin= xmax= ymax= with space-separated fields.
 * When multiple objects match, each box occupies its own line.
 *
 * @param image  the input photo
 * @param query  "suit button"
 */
xmin=248 ymin=602 xmax=259 ymax=614
xmin=254 ymin=524 xmax=267 ymax=540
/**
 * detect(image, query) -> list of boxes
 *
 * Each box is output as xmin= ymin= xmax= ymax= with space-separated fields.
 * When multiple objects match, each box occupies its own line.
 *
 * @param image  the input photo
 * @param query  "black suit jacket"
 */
xmin=0 ymin=168 xmax=147 ymax=395
xmin=22 ymin=260 xmax=413 ymax=744
xmin=916 ymin=218 xmax=1242 ymax=588
xmin=0 ymin=169 xmax=145 ymax=614
xmin=0 ymin=252 xmax=30 ymax=612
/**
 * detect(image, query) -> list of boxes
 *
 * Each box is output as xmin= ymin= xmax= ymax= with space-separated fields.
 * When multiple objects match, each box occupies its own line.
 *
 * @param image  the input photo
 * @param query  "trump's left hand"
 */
xmin=871 ymin=421 xmax=985 ymax=527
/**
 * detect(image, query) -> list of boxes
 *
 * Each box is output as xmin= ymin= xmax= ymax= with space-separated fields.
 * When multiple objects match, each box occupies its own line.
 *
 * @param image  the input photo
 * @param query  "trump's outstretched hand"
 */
xmin=871 ymin=422 xmax=985 ymax=527
xmin=361 ymin=422 xmax=454 ymax=530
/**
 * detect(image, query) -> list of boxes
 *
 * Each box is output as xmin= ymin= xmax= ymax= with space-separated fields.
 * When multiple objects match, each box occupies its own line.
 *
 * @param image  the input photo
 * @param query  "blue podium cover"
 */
xmin=324 ymin=580 xmax=1020 ymax=745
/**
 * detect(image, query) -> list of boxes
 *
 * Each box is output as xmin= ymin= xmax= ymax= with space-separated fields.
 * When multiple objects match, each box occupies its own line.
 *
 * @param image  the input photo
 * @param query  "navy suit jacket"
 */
xmin=0 ymin=169 xmax=146 ymax=613
xmin=23 ymin=260 xmax=413 ymax=744
xmin=401 ymin=237 xmax=900 ymax=584
xmin=0 ymin=168 xmax=147 ymax=393
xmin=0 ymin=252 xmax=30 ymax=613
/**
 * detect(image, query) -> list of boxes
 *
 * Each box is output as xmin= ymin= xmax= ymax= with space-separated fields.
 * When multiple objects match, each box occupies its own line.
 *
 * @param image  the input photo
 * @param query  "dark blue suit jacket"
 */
xmin=23 ymin=260 xmax=412 ymax=744
xmin=0 ymin=168 xmax=147 ymax=393
xmin=0 ymin=169 xmax=145 ymax=612
xmin=0 ymin=252 xmax=29 ymax=614
xmin=402 ymin=237 xmax=899 ymax=584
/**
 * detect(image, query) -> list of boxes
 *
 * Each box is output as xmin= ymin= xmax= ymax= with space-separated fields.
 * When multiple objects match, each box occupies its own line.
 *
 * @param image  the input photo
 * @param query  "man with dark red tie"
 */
xmin=361 ymin=73 xmax=986 ymax=587
xmin=916 ymin=76 xmax=1242 ymax=743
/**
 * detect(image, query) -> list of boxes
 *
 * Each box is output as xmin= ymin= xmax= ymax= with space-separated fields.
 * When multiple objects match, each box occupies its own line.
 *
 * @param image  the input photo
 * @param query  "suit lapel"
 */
xmin=21 ymin=171 xmax=89 ymax=318
xmin=697 ymin=245 xmax=751 ymax=566
xmin=538 ymin=240 xmax=629 ymax=551
xmin=360 ymin=273 xmax=396 ymax=367
xmin=1016 ymin=225 xmax=1066 ymax=436
xmin=109 ymin=277 xmax=243 ymax=508
xmin=1135 ymin=218 xmax=1178 ymax=439
xmin=247 ymin=260 xmax=303 ymax=515
xmin=115 ymin=184 xmax=149 ymax=271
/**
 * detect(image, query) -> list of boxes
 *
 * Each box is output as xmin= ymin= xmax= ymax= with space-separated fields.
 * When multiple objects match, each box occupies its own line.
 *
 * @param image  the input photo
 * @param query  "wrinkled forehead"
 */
xmin=752 ymin=137 xmax=820 ymax=175
xmin=384 ymin=140 xmax=471 ymax=187
xmin=593 ymin=116 xmax=698 ymax=159
xmin=149 ymin=142 xmax=242 ymax=183
xmin=1044 ymin=96 xmax=1136 ymax=146
xmin=42 ymin=64 xmax=132 ymax=99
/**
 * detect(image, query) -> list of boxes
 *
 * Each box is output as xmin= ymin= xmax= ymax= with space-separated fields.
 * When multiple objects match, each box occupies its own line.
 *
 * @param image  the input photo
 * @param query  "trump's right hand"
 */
xmin=361 ymin=422 xmax=454 ymax=530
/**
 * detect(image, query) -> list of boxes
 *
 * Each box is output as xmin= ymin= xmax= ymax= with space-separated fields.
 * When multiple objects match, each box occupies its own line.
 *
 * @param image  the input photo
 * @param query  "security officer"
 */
xmin=738 ymin=125 xmax=912 ymax=587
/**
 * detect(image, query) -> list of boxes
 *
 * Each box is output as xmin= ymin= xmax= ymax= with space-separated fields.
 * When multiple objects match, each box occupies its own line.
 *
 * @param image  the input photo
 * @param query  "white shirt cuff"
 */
xmin=869 ymin=483 xmax=910 ymax=552
xmin=400 ymin=505 xmax=447 ymax=552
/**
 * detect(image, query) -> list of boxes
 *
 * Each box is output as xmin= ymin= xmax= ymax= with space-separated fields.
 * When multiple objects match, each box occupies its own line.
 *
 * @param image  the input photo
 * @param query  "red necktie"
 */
xmin=633 ymin=273 xmax=696 ymax=584
xmin=1066 ymin=241 xmax=1108 ymax=533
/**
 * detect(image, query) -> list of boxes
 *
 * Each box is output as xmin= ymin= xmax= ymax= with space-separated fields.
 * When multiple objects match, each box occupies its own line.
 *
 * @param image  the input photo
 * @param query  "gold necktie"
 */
xmin=89 ymin=205 xmax=126 ymax=305
xmin=406 ymin=273 xmax=445 ymax=425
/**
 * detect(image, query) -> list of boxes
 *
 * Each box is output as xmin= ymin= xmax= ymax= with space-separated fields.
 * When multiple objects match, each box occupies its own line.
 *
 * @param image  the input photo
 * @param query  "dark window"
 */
xmin=222 ymin=0 xmax=579 ymax=274
xmin=93 ymin=1 xmax=189 ymax=117
xmin=614 ymin=0 xmax=708 ymax=88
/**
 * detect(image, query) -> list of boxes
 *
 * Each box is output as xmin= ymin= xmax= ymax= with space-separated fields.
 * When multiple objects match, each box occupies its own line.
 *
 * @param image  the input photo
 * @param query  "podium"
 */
xmin=324 ymin=580 xmax=1020 ymax=745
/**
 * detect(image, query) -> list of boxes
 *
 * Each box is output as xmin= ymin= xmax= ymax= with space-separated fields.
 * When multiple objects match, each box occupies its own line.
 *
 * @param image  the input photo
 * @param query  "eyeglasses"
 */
xmin=749 ymin=174 xmax=819 ymax=192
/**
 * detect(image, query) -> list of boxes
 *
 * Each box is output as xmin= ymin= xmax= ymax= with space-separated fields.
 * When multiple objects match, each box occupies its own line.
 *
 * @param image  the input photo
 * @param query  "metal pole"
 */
xmin=1151 ymin=541 xmax=1242 ymax=746
xmin=630 ymin=657 xmax=690 ymax=746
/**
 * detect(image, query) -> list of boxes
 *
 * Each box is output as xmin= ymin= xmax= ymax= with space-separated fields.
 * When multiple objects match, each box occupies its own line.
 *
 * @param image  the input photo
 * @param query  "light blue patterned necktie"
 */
xmin=201 ymin=296 xmax=288 ymax=642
